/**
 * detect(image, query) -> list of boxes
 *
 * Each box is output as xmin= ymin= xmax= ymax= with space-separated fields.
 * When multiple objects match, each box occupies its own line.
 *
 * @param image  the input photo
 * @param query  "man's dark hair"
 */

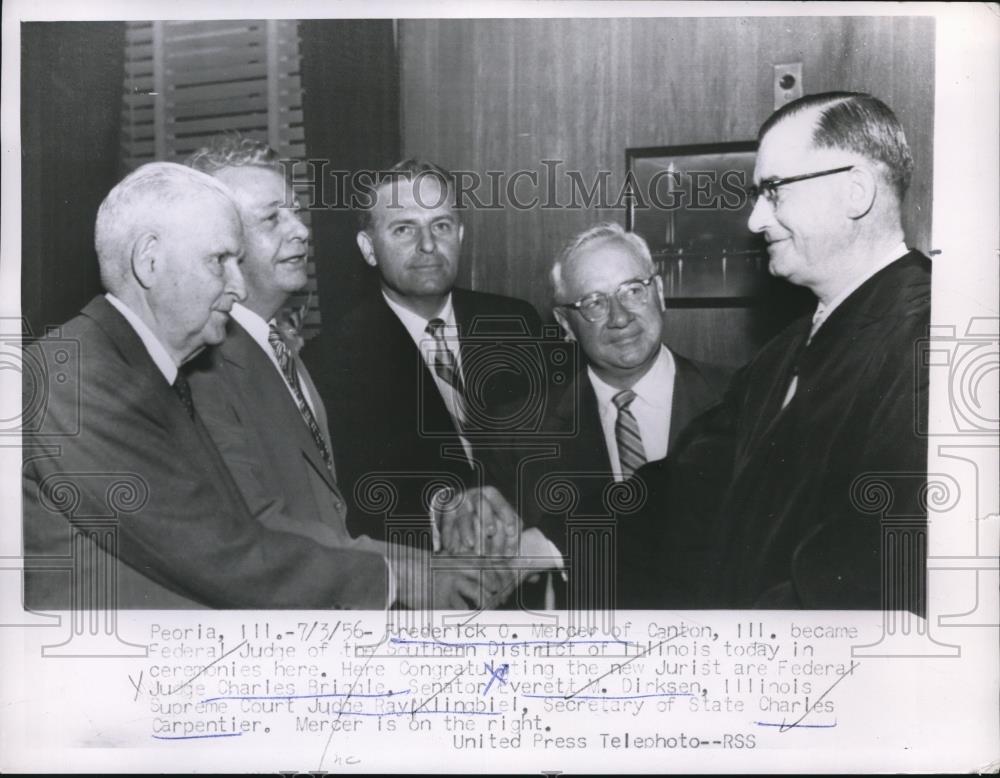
xmin=357 ymin=158 xmax=457 ymax=232
xmin=760 ymin=91 xmax=914 ymax=201
xmin=186 ymin=132 xmax=282 ymax=174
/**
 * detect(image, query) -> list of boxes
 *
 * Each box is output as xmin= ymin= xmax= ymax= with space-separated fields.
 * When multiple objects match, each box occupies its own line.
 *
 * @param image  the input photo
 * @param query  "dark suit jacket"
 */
xmin=638 ymin=251 xmax=931 ymax=612
xmin=22 ymin=296 xmax=388 ymax=609
xmin=489 ymin=349 xmax=732 ymax=609
xmin=184 ymin=319 xmax=388 ymax=573
xmin=304 ymin=287 xmax=544 ymax=542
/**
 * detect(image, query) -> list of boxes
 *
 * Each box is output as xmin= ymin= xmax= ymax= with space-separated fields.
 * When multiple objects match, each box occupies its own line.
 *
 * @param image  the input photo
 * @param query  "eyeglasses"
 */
xmin=558 ymin=276 xmax=657 ymax=323
xmin=747 ymin=165 xmax=854 ymax=206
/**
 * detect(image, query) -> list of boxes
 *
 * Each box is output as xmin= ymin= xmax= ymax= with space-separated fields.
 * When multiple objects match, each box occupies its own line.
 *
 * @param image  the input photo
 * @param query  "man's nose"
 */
xmin=417 ymin=225 xmax=436 ymax=254
xmin=287 ymin=210 xmax=309 ymax=243
xmin=225 ymin=260 xmax=248 ymax=302
xmin=605 ymin=294 xmax=632 ymax=328
xmin=747 ymin=194 xmax=773 ymax=234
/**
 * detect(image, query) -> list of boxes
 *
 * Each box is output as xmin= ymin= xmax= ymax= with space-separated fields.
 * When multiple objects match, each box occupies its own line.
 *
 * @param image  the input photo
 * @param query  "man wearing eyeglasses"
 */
xmin=550 ymin=222 xmax=731 ymax=482
xmin=499 ymin=221 xmax=730 ymax=609
xmin=638 ymin=91 xmax=930 ymax=613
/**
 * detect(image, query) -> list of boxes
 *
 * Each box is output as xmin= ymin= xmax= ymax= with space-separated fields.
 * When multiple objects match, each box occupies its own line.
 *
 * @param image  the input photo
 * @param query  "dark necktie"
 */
xmin=425 ymin=318 xmax=465 ymax=395
xmin=613 ymin=389 xmax=647 ymax=479
xmin=268 ymin=323 xmax=335 ymax=475
xmin=172 ymin=373 xmax=195 ymax=420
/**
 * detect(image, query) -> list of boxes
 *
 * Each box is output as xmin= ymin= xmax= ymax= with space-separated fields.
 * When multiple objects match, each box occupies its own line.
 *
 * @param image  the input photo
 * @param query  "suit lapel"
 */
xmin=84 ymin=297 xmax=248 ymax=507
xmin=552 ymin=371 xmax=612 ymax=473
xmin=221 ymin=321 xmax=342 ymax=495
xmin=668 ymin=354 xmax=703 ymax=453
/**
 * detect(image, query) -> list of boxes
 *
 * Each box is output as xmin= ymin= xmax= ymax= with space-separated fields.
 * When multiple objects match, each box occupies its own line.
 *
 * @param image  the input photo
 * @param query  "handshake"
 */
xmin=391 ymin=486 xmax=558 ymax=610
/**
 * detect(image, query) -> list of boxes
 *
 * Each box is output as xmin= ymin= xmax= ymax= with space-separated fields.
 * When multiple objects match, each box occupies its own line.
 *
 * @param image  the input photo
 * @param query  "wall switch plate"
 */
xmin=774 ymin=62 xmax=803 ymax=109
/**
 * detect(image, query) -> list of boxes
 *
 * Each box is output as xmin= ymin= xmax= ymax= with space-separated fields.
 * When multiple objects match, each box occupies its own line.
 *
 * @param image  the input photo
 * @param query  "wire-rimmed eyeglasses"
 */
xmin=557 ymin=276 xmax=657 ymax=323
xmin=747 ymin=165 xmax=854 ymax=206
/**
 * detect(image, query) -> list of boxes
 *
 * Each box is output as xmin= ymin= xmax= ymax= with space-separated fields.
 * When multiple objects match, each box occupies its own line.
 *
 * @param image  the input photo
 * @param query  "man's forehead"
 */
xmin=756 ymin=111 xmax=825 ymax=172
xmin=214 ymin=165 xmax=286 ymax=203
xmin=566 ymin=239 xmax=644 ymax=291
xmin=372 ymin=175 xmax=454 ymax=215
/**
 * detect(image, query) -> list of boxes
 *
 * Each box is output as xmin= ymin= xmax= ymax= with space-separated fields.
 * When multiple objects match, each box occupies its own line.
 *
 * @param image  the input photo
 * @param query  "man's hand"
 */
xmin=391 ymin=550 xmax=519 ymax=610
xmin=435 ymin=486 xmax=521 ymax=557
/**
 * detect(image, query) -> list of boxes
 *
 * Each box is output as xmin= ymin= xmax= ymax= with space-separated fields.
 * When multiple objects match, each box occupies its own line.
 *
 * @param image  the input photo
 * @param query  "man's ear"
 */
xmin=846 ymin=165 xmax=877 ymax=220
xmin=130 ymin=232 xmax=158 ymax=289
xmin=356 ymin=230 xmax=377 ymax=267
xmin=653 ymin=274 xmax=666 ymax=313
xmin=553 ymin=307 xmax=576 ymax=342
xmin=457 ymin=222 xmax=465 ymax=246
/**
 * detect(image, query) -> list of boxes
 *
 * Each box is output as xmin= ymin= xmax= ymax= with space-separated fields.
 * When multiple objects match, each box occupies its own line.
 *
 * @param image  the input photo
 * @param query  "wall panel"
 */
xmin=400 ymin=16 xmax=935 ymax=364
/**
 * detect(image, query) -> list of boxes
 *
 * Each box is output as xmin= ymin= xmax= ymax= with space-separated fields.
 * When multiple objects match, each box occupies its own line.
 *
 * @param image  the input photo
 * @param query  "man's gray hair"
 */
xmin=550 ymin=222 xmax=655 ymax=301
xmin=95 ymin=161 xmax=234 ymax=292
xmin=186 ymin=132 xmax=281 ymax=175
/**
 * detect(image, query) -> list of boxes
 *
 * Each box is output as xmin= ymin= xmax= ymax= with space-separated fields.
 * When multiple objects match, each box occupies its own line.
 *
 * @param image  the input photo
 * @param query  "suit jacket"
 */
xmin=184 ymin=319 xmax=389 ymax=572
xmin=22 ymin=296 xmax=389 ymax=609
xmin=489 ymin=349 xmax=732 ymax=609
xmin=304 ymin=287 xmax=544 ymax=542
xmin=637 ymin=251 xmax=931 ymax=612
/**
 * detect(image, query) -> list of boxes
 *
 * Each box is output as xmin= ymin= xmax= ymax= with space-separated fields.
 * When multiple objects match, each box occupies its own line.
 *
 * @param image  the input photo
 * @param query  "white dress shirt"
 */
xmin=588 ymin=345 xmax=677 ymax=481
xmin=105 ymin=293 xmax=178 ymax=384
xmin=230 ymin=303 xmax=319 ymax=417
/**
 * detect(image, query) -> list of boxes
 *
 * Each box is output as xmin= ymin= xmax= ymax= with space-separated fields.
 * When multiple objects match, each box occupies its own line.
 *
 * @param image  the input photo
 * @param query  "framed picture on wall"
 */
xmin=625 ymin=141 xmax=772 ymax=308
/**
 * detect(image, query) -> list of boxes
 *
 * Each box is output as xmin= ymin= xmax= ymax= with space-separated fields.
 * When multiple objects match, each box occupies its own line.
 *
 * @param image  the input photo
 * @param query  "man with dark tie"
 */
xmin=304 ymin=159 xmax=544 ymax=548
xmin=639 ymin=92 xmax=931 ymax=612
xmin=22 ymin=162 xmax=483 ymax=610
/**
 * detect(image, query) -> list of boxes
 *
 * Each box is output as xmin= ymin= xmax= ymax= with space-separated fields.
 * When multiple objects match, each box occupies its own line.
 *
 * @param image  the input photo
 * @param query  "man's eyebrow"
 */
xmin=383 ymin=215 xmax=418 ymax=227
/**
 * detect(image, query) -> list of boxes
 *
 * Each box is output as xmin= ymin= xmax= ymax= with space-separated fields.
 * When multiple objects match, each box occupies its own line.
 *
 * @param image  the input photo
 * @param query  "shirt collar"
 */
xmin=812 ymin=241 xmax=908 ymax=336
xmin=382 ymin=291 xmax=457 ymax=345
xmin=587 ymin=345 xmax=674 ymax=410
xmin=230 ymin=303 xmax=271 ymax=351
xmin=105 ymin=293 xmax=178 ymax=384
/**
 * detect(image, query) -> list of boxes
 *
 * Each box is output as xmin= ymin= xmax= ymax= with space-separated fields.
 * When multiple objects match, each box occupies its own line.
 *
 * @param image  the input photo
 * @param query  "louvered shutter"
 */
xmin=121 ymin=20 xmax=320 ymax=336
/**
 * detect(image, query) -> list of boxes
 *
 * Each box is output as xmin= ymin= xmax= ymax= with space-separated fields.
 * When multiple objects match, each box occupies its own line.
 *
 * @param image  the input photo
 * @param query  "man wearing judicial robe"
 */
xmin=634 ymin=92 xmax=930 ymax=613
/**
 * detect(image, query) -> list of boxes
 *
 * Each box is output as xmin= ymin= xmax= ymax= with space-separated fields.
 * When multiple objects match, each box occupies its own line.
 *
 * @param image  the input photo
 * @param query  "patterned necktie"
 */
xmin=613 ymin=389 xmax=647 ymax=479
xmin=172 ymin=373 xmax=195 ymax=420
xmin=425 ymin=318 xmax=465 ymax=394
xmin=268 ymin=323 xmax=335 ymax=475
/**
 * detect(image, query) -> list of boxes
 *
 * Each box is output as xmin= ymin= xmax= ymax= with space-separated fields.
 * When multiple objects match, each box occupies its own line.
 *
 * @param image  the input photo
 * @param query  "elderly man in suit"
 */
xmin=639 ymin=91 xmax=930 ymax=613
xmin=22 ymin=161 xmax=485 ymax=610
xmin=305 ymin=159 xmax=543 ymax=553
xmin=184 ymin=135 xmax=370 ymax=550
xmin=499 ymin=222 xmax=730 ymax=609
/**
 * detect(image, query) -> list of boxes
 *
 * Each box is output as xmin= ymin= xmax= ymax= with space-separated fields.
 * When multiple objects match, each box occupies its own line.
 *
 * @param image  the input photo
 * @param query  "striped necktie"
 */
xmin=425 ymin=318 xmax=465 ymax=394
xmin=267 ymin=323 xmax=335 ymax=475
xmin=613 ymin=389 xmax=647 ymax=479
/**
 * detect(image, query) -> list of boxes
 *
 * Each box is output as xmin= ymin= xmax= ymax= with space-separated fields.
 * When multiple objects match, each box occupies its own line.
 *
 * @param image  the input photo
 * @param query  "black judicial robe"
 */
xmin=634 ymin=251 xmax=931 ymax=613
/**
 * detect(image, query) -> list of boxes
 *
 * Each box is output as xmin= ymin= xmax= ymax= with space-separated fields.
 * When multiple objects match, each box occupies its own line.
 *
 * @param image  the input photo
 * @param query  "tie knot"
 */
xmin=425 ymin=318 xmax=447 ymax=339
xmin=613 ymin=389 xmax=636 ymax=411
xmin=268 ymin=321 xmax=291 ymax=368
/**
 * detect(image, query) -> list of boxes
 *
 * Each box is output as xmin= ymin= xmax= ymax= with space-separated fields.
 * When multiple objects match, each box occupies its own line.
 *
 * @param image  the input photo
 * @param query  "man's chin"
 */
xmin=202 ymin=318 xmax=230 ymax=346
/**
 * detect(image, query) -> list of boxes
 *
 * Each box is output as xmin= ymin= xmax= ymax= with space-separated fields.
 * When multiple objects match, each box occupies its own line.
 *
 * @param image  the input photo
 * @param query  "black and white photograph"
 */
xmin=1 ymin=1 xmax=997 ymax=773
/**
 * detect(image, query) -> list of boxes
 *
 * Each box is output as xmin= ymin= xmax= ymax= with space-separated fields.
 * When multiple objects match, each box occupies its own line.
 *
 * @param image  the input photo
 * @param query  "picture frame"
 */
xmin=625 ymin=141 xmax=773 ymax=308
